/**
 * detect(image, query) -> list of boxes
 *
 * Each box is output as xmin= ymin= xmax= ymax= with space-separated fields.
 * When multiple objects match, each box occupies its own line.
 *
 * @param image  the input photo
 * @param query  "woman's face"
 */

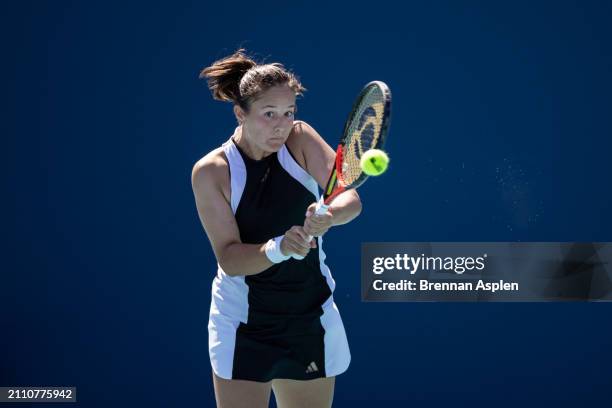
xmin=237 ymin=84 xmax=297 ymax=153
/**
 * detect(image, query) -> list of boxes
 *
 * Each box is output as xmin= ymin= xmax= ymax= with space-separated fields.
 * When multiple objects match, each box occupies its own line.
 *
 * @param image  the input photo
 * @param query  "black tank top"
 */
xmin=232 ymin=140 xmax=332 ymax=320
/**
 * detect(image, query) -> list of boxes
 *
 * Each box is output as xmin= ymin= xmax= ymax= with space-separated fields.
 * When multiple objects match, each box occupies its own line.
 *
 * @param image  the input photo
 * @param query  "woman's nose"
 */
xmin=274 ymin=117 xmax=291 ymax=132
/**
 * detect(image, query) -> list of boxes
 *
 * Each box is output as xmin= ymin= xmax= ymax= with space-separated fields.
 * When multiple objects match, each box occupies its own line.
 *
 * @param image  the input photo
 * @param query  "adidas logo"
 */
xmin=305 ymin=361 xmax=319 ymax=374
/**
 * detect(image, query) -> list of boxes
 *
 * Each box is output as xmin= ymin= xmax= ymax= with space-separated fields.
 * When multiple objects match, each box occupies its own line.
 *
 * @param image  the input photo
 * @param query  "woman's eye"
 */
xmin=285 ymin=111 xmax=294 ymax=117
xmin=265 ymin=112 xmax=275 ymax=118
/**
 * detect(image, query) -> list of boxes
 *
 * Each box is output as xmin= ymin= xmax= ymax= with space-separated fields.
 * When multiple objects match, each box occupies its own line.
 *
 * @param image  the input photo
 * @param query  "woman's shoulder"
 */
xmin=289 ymin=120 xmax=317 ymax=140
xmin=286 ymin=120 xmax=321 ymax=165
xmin=286 ymin=120 xmax=336 ymax=188
xmin=193 ymin=146 xmax=229 ymax=176
xmin=191 ymin=146 xmax=230 ymax=199
xmin=287 ymin=120 xmax=332 ymax=157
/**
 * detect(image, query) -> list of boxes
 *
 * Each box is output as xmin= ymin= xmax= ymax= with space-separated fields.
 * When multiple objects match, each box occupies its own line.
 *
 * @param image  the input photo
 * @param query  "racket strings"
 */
xmin=342 ymin=86 xmax=386 ymax=185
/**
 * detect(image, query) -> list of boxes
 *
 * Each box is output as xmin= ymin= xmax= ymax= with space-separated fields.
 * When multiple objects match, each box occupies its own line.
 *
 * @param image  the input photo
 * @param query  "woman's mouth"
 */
xmin=269 ymin=137 xmax=285 ymax=143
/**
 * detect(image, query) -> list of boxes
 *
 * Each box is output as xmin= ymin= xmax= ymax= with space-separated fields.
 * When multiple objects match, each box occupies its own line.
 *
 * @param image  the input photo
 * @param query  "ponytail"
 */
xmin=199 ymin=49 xmax=256 ymax=105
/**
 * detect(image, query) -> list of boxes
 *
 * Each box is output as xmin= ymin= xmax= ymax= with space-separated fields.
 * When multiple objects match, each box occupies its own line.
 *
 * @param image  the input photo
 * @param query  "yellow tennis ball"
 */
xmin=360 ymin=149 xmax=389 ymax=176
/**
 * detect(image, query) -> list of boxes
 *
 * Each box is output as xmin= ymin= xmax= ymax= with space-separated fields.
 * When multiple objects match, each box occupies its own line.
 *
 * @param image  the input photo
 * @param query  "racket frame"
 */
xmin=322 ymin=80 xmax=392 ymax=205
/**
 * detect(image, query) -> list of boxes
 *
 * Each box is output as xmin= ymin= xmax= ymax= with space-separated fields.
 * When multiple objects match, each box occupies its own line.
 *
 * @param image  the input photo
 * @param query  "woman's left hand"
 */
xmin=303 ymin=202 xmax=333 ymax=237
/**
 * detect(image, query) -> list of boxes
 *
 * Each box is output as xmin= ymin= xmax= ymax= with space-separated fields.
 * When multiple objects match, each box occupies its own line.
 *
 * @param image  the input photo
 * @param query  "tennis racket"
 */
xmin=292 ymin=81 xmax=392 ymax=260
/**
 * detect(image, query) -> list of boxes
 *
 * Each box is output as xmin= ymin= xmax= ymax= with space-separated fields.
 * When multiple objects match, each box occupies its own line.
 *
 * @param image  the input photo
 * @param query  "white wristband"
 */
xmin=265 ymin=236 xmax=290 ymax=264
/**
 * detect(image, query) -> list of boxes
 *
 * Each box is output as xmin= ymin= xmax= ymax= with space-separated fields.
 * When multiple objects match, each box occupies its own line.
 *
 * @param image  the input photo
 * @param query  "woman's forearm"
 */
xmin=329 ymin=190 xmax=362 ymax=226
xmin=218 ymin=242 xmax=273 ymax=277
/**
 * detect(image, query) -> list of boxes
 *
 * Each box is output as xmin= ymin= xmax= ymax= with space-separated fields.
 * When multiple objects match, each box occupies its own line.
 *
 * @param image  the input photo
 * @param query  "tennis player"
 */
xmin=192 ymin=49 xmax=361 ymax=408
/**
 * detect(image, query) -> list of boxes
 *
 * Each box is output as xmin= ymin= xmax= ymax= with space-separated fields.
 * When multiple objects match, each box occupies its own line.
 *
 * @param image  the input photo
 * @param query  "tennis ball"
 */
xmin=360 ymin=149 xmax=389 ymax=176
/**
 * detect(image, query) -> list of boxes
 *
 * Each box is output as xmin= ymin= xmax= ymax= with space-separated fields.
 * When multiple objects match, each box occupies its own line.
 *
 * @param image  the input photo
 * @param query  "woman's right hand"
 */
xmin=280 ymin=226 xmax=317 ymax=258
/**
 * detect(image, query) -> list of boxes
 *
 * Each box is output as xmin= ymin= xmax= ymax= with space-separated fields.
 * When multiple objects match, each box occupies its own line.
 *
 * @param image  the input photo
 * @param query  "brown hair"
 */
xmin=199 ymin=49 xmax=306 ymax=111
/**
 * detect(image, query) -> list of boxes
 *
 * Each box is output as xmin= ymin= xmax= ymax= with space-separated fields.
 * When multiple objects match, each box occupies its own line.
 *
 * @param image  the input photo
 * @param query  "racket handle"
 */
xmin=292 ymin=198 xmax=328 ymax=260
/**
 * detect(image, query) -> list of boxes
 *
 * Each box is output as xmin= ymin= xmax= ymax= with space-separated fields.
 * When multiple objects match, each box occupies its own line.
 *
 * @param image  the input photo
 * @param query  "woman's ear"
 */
xmin=233 ymin=105 xmax=246 ymax=124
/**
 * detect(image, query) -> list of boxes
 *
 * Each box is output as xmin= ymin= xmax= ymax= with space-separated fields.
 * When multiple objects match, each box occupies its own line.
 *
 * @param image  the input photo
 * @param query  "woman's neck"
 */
xmin=233 ymin=126 xmax=272 ymax=161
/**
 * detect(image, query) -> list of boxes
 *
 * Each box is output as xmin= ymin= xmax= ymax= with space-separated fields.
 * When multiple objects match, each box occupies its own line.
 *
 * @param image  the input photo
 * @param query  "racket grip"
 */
xmin=291 ymin=198 xmax=329 ymax=260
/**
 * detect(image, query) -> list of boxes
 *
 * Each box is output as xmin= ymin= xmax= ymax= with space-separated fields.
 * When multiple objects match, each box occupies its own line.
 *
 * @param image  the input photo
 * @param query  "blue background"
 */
xmin=2 ymin=0 xmax=612 ymax=406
